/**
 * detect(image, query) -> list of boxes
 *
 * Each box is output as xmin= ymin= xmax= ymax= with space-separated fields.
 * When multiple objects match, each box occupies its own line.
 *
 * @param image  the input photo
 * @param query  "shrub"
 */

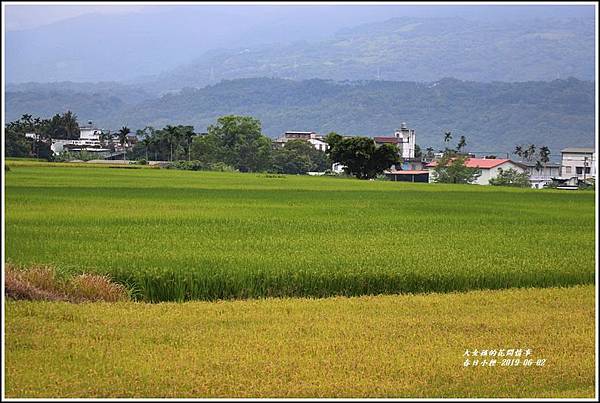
xmin=68 ymin=274 xmax=130 ymax=302
xmin=5 ymin=266 xmax=65 ymax=301
xmin=209 ymin=162 xmax=236 ymax=172
xmin=489 ymin=168 xmax=531 ymax=188
xmin=166 ymin=160 xmax=208 ymax=171
xmin=165 ymin=160 xmax=237 ymax=172
xmin=55 ymin=150 xmax=96 ymax=162
xmin=4 ymin=264 xmax=129 ymax=303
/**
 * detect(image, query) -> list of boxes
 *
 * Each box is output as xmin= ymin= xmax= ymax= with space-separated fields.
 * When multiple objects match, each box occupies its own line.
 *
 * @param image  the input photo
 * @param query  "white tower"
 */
xmin=394 ymin=122 xmax=416 ymax=159
xmin=79 ymin=121 xmax=101 ymax=140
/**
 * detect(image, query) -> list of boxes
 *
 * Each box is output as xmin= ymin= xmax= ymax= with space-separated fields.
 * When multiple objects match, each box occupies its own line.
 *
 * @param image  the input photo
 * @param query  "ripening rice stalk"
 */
xmin=4 ymin=166 xmax=596 ymax=302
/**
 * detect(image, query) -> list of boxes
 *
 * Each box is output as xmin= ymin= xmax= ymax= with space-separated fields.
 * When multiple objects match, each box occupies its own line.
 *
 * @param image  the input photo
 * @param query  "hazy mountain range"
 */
xmin=141 ymin=16 xmax=595 ymax=94
xmin=6 ymin=5 xmax=594 ymax=85
xmin=7 ymin=77 xmax=594 ymax=155
xmin=5 ymin=6 xmax=596 ymax=154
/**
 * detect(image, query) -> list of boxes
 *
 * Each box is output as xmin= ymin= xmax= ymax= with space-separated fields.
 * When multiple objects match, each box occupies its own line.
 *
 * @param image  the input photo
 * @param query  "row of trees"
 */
xmin=4 ymin=113 xmax=331 ymax=174
xmin=6 ymin=112 xmax=548 ymax=186
xmin=514 ymin=143 xmax=552 ymax=174
xmin=129 ymin=116 xmax=401 ymax=177
xmin=130 ymin=125 xmax=195 ymax=162
xmin=5 ymin=112 xmax=126 ymax=160
xmin=127 ymin=116 xmax=329 ymax=174
xmin=4 ymin=113 xmax=67 ymax=159
xmin=429 ymin=134 xmax=556 ymax=186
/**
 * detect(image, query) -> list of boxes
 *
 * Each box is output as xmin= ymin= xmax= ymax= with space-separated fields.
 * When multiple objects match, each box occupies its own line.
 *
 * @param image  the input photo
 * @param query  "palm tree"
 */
xmin=182 ymin=126 xmax=195 ymax=161
xmin=151 ymin=136 xmax=160 ymax=161
xmin=539 ymin=146 xmax=551 ymax=164
xmin=118 ymin=126 xmax=131 ymax=161
xmin=21 ymin=114 xmax=33 ymax=127
xmin=107 ymin=131 xmax=115 ymax=153
xmin=63 ymin=111 xmax=79 ymax=139
xmin=142 ymin=136 xmax=151 ymax=161
xmin=164 ymin=125 xmax=178 ymax=162
xmin=526 ymin=144 xmax=536 ymax=162
xmin=443 ymin=131 xmax=452 ymax=143
xmin=457 ymin=135 xmax=467 ymax=153
xmin=535 ymin=160 xmax=543 ymax=174
xmin=135 ymin=129 xmax=150 ymax=161
xmin=99 ymin=131 xmax=108 ymax=148
xmin=514 ymin=145 xmax=523 ymax=159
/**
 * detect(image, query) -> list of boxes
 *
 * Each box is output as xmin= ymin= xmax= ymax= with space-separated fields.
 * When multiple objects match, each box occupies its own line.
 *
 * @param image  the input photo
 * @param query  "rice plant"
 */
xmin=4 ymin=164 xmax=595 ymax=301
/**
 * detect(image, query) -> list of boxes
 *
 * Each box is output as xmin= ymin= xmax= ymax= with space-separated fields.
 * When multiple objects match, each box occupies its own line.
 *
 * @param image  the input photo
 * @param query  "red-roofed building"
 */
xmin=373 ymin=137 xmax=400 ymax=144
xmin=425 ymin=157 xmax=526 ymax=185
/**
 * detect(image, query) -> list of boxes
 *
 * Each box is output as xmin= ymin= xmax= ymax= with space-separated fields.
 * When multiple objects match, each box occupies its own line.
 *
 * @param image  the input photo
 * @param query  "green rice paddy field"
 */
xmin=4 ymin=161 xmax=596 ymax=301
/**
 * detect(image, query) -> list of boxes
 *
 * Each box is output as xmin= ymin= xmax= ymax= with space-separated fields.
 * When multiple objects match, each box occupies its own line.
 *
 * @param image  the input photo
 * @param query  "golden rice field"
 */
xmin=4 ymin=285 xmax=595 ymax=398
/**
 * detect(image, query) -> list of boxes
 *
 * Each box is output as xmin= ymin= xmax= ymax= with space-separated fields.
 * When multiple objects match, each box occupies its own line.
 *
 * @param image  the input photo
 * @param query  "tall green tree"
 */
xmin=163 ymin=125 xmax=178 ymax=162
xmin=431 ymin=154 xmax=481 ymax=184
xmin=271 ymin=140 xmax=329 ymax=174
xmin=118 ymin=126 xmax=131 ymax=161
xmin=457 ymin=135 xmax=467 ymax=152
xmin=181 ymin=126 xmax=196 ymax=161
xmin=325 ymin=134 xmax=399 ymax=179
xmin=137 ymin=128 xmax=152 ymax=161
xmin=4 ymin=115 xmax=52 ymax=159
xmin=201 ymin=115 xmax=272 ymax=172
xmin=63 ymin=111 xmax=79 ymax=139
xmin=191 ymin=134 xmax=220 ymax=164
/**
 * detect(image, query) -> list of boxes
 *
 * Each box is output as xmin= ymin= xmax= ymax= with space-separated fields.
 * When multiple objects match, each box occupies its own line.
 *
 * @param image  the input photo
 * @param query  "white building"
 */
xmin=519 ymin=162 xmax=562 ymax=189
xmin=50 ymin=121 xmax=113 ymax=156
xmin=79 ymin=122 xmax=103 ymax=140
xmin=426 ymin=158 xmax=525 ymax=185
xmin=273 ymin=131 xmax=329 ymax=152
xmin=560 ymin=148 xmax=596 ymax=181
xmin=374 ymin=122 xmax=416 ymax=159
xmin=307 ymin=138 xmax=328 ymax=152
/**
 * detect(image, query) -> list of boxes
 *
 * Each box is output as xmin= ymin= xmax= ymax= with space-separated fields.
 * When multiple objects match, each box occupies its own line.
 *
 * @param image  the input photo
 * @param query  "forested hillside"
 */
xmin=6 ymin=77 xmax=595 ymax=153
xmin=143 ymin=17 xmax=595 ymax=93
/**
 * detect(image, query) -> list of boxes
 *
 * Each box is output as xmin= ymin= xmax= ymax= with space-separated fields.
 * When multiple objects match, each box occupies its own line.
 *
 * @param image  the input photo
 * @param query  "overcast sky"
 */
xmin=4 ymin=4 xmax=146 ymax=31
xmin=4 ymin=2 xmax=596 ymax=31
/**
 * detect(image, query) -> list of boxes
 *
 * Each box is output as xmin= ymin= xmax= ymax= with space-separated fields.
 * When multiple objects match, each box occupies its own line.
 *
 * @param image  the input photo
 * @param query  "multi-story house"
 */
xmin=272 ymin=131 xmax=329 ymax=152
xmin=560 ymin=148 xmax=596 ymax=181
